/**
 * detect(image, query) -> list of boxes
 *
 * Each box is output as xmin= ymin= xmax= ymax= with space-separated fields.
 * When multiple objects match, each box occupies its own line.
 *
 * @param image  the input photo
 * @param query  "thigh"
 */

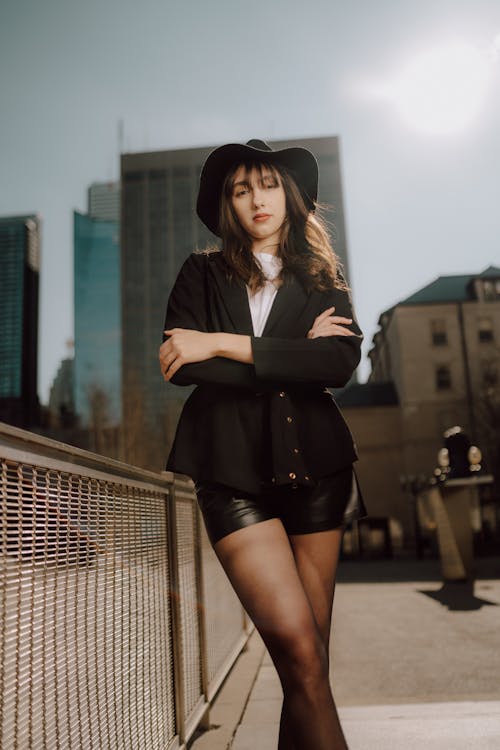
xmin=213 ymin=518 xmax=323 ymax=658
xmin=289 ymin=527 xmax=345 ymax=648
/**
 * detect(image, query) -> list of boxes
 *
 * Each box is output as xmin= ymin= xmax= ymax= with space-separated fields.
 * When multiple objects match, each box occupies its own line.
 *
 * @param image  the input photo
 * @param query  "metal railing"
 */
xmin=0 ymin=422 xmax=252 ymax=749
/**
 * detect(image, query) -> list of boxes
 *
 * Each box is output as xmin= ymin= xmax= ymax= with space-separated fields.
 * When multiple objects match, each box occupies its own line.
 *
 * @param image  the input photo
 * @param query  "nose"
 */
xmin=252 ymin=186 xmax=266 ymax=207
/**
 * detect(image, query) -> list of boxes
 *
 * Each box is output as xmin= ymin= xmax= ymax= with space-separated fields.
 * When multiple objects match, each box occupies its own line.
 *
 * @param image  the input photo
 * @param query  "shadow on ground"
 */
xmin=418 ymin=580 xmax=499 ymax=611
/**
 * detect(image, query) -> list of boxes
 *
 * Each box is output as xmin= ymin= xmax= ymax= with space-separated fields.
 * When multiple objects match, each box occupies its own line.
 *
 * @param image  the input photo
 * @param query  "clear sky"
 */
xmin=1 ymin=0 xmax=500 ymax=403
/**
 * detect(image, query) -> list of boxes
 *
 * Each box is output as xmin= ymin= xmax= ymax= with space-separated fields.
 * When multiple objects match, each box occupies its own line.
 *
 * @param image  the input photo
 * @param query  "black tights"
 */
xmin=213 ymin=517 xmax=349 ymax=750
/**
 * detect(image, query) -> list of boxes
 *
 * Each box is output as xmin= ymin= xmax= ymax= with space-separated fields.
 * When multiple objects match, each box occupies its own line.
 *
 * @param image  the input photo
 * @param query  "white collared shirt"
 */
xmin=246 ymin=251 xmax=283 ymax=336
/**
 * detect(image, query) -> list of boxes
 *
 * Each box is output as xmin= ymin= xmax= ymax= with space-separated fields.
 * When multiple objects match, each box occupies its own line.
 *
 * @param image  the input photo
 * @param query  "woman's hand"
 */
xmin=306 ymin=306 xmax=356 ymax=339
xmin=159 ymin=328 xmax=217 ymax=381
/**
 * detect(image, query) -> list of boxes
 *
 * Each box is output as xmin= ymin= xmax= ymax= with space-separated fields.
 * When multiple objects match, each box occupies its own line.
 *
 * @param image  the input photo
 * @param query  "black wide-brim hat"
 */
xmin=196 ymin=138 xmax=319 ymax=237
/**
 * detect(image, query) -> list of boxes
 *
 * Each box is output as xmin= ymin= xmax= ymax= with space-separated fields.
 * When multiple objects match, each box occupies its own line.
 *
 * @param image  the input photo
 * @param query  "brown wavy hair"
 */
xmin=198 ymin=159 xmax=349 ymax=295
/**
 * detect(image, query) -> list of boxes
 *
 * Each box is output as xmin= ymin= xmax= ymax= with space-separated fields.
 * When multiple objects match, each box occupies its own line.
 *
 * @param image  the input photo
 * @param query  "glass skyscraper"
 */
xmin=0 ymin=213 xmax=40 ymax=428
xmin=73 ymin=211 xmax=121 ymax=428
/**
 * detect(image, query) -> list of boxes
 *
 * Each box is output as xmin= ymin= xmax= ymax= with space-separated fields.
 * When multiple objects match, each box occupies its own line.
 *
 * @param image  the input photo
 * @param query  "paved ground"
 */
xmin=191 ymin=556 xmax=500 ymax=749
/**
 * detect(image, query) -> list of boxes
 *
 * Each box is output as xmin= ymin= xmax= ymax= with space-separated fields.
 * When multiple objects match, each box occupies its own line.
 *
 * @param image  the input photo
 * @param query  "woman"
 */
xmin=159 ymin=139 xmax=368 ymax=750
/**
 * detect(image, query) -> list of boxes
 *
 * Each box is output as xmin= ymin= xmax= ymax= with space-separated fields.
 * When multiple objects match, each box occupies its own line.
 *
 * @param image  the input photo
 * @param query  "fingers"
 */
xmin=313 ymin=308 xmax=352 ymax=326
xmin=309 ymin=327 xmax=356 ymax=339
xmin=309 ymin=310 xmax=355 ymax=340
xmin=162 ymin=355 xmax=183 ymax=381
xmin=159 ymin=338 xmax=180 ymax=381
xmin=160 ymin=353 xmax=177 ymax=379
xmin=314 ymin=306 xmax=336 ymax=323
xmin=314 ymin=306 xmax=351 ymax=322
xmin=331 ymin=316 xmax=353 ymax=324
xmin=163 ymin=360 xmax=180 ymax=381
xmin=308 ymin=320 xmax=357 ymax=338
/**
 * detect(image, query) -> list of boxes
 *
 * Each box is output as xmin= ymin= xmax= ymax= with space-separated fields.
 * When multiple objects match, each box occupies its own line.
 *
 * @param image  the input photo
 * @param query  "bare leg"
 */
xmin=213 ymin=519 xmax=346 ymax=750
xmin=278 ymin=526 xmax=348 ymax=750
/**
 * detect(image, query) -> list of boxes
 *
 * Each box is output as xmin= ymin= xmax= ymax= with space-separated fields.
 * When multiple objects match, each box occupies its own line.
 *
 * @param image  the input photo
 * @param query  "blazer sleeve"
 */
xmin=162 ymin=252 xmax=259 ymax=389
xmin=250 ymin=281 xmax=363 ymax=388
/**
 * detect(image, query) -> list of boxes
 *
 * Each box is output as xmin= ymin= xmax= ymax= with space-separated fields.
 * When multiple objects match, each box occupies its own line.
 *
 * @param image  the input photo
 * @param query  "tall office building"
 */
xmin=87 ymin=181 xmax=120 ymax=222
xmin=73 ymin=211 xmax=121 ymax=429
xmin=120 ymin=136 xmax=353 ymax=470
xmin=0 ymin=214 xmax=41 ymax=428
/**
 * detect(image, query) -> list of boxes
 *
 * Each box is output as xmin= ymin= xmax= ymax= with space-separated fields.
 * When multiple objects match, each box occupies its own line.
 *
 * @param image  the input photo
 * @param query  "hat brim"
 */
xmin=196 ymin=142 xmax=319 ymax=237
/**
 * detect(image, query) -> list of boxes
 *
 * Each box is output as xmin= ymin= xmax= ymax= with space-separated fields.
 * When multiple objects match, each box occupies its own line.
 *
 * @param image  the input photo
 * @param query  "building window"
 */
xmin=482 ymin=280 xmax=500 ymax=301
xmin=436 ymin=365 xmax=452 ymax=391
xmin=482 ymin=360 xmax=498 ymax=388
xmin=478 ymin=317 xmax=494 ymax=343
xmin=431 ymin=319 xmax=448 ymax=346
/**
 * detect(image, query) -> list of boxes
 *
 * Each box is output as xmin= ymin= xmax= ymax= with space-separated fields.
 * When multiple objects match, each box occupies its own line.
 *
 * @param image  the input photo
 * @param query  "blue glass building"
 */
xmin=0 ymin=214 xmax=40 ymax=427
xmin=73 ymin=211 xmax=121 ymax=427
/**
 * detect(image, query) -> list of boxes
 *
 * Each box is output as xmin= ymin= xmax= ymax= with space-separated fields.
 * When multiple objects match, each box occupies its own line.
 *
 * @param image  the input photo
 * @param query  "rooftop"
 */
xmin=334 ymin=381 xmax=399 ymax=408
xmin=400 ymin=265 xmax=500 ymax=306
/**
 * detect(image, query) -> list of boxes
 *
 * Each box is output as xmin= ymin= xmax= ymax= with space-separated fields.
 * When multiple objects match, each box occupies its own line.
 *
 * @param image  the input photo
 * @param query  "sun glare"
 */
xmin=392 ymin=41 xmax=491 ymax=135
xmin=364 ymin=38 xmax=498 ymax=136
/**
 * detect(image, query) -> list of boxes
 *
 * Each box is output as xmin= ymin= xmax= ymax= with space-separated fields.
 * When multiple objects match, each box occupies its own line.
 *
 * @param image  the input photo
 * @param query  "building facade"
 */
xmin=87 ymin=181 xmax=121 ymax=222
xmin=340 ymin=265 xmax=500 ymax=546
xmin=120 ymin=136 xmax=353 ymax=470
xmin=0 ymin=214 xmax=41 ymax=428
xmin=73 ymin=211 xmax=121 ymax=429
xmin=368 ymin=265 xmax=500 ymax=474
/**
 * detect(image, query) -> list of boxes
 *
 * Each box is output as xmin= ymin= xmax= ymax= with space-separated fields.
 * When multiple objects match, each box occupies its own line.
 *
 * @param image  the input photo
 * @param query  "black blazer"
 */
xmin=161 ymin=249 xmax=363 ymax=495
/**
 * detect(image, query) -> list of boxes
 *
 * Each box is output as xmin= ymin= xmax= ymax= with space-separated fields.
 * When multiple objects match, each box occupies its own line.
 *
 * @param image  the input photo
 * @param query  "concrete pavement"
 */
xmin=190 ymin=556 xmax=500 ymax=749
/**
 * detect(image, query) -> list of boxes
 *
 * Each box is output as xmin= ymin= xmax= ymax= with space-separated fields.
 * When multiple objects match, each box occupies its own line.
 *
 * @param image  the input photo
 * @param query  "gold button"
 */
xmin=292 ymin=482 xmax=298 ymax=489
xmin=289 ymin=472 xmax=296 ymax=479
xmin=286 ymin=416 xmax=293 ymax=423
xmin=293 ymin=448 xmax=299 ymax=453
xmin=304 ymin=475 xmax=309 ymax=480
xmin=279 ymin=391 xmax=286 ymax=397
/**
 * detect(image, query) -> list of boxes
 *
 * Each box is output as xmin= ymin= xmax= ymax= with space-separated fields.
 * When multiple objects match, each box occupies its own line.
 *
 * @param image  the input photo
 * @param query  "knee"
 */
xmin=270 ymin=623 xmax=329 ymax=693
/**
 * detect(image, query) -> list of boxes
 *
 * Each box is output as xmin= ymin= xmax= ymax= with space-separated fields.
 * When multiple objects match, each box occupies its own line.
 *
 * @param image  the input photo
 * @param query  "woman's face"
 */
xmin=230 ymin=164 xmax=287 ymax=247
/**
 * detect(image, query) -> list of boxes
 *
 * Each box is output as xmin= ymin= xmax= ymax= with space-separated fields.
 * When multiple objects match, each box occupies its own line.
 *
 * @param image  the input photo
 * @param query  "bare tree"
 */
xmin=85 ymin=382 xmax=120 ymax=459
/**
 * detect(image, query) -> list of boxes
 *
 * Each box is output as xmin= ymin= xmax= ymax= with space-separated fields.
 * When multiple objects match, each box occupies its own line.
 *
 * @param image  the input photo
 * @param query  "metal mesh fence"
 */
xmin=1 ymin=458 xmax=175 ymax=750
xmin=174 ymin=486 xmax=203 ymax=725
xmin=0 ymin=424 xmax=252 ymax=749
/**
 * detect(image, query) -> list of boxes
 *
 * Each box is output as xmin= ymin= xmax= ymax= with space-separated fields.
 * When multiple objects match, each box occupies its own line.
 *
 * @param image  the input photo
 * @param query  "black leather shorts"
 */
xmin=194 ymin=465 xmax=367 ymax=546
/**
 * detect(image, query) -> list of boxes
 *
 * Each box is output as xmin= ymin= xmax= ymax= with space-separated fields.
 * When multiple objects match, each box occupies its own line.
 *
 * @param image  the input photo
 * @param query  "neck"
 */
xmin=251 ymin=239 xmax=280 ymax=256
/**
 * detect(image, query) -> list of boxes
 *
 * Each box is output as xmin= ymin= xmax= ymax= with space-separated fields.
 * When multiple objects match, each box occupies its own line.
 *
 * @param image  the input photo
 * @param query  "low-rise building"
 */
xmin=338 ymin=265 xmax=500 ymax=548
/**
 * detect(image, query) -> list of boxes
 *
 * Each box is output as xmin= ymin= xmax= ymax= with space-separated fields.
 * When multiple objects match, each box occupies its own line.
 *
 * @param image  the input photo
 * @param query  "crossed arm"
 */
xmin=159 ymin=255 xmax=362 ymax=389
xmin=159 ymin=307 xmax=359 ymax=385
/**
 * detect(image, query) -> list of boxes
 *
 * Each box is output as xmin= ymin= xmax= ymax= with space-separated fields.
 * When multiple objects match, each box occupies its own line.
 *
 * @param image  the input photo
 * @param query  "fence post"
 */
xmin=166 ymin=482 xmax=186 ymax=746
xmin=194 ymin=504 xmax=211 ymax=730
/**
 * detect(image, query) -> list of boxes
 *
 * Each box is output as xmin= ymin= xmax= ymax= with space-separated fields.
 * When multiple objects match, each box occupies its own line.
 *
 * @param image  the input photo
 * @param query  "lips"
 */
xmin=253 ymin=214 xmax=271 ymax=222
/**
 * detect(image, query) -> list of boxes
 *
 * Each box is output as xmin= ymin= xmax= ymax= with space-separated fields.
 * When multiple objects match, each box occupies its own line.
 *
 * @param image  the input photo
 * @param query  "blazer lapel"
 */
xmin=209 ymin=254 xmax=254 ymax=335
xmin=261 ymin=275 xmax=300 ymax=336
xmin=209 ymin=253 xmax=308 ymax=337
